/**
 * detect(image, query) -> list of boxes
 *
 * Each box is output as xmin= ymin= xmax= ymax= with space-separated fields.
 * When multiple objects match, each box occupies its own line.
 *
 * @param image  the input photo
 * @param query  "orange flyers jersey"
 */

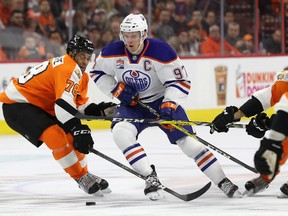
xmin=253 ymin=80 xmax=288 ymax=110
xmin=0 ymin=54 xmax=90 ymax=124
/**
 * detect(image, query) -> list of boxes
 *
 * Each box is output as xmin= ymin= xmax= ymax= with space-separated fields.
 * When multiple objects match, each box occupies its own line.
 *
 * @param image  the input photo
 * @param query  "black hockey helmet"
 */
xmin=66 ymin=35 xmax=94 ymax=55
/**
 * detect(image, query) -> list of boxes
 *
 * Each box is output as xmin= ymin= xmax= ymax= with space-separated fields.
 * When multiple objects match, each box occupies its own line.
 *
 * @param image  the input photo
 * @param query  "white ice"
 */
xmin=1 ymin=126 xmax=288 ymax=216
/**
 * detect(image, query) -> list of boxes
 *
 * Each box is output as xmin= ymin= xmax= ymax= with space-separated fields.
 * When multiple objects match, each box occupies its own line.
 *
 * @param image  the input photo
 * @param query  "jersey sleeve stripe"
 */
xmin=168 ymin=84 xmax=190 ymax=95
xmin=164 ymin=80 xmax=191 ymax=95
xmin=90 ymin=70 xmax=106 ymax=83
xmin=6 ymin=81 xmax=29 ymax=103
xmin=178 ymin=81 xmax=191 ymax=89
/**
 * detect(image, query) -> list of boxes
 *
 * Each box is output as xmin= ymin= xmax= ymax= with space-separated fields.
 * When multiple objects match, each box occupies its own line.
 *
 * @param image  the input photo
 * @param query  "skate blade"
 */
xmin=243 ymin=190 xmax=254 ymax=197
xmin=101 ymin=187 xmax=112 ymax=194
xmin=232 ymin=190 xmax=243 ymax=198
xmin=92 ymin=190 xmax=104 ymax=197
xmin=146 ymin=190 xmax=165 ymax=201
xmin=277 ymin=192 xmax=288 ymax=199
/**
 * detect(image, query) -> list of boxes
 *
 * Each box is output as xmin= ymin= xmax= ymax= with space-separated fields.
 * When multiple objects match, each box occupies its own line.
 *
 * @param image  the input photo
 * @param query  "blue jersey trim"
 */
xmin=169 ymin=84 xmax=189 ymax=95
xmin=100 ymin=39 xmax=178 ymax=62
xmin=101 ymin=41 xmax=126 ymax=57
xmin=144 ymin=38 xmax=177 ymax=62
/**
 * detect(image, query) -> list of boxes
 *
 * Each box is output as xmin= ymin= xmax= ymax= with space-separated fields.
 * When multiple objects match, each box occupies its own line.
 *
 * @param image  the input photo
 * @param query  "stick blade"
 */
xmin=185 ymin=182 xmax=212 ymax=201
xmin=163 ymin=182 xmax=211 ymax=201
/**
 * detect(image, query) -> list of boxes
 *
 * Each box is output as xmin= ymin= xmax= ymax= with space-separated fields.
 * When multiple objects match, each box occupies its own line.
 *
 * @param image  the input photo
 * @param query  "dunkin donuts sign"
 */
xmin=236 ymin=70 xmax=276 ymax=98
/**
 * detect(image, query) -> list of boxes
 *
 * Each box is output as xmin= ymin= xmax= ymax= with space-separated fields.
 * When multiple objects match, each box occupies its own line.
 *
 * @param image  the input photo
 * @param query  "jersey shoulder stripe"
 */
xmin=144 ymin=38 xmax=177 ymax=63
xmin=101 ymin=41 xmax=126 ymax=57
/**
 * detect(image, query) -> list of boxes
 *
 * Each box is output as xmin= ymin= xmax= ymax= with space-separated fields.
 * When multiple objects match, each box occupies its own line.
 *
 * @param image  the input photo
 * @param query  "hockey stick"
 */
xmin=185 ymin=121 xmax=246 ymax=129
xmin=55 ymin=99 xmax=245 ymax=128
xmin=55 ymin=99 xmax=211 ymax=201
xmin=56 ymin=98 xmax=256 ymax=173
xmin=136 ymin=100 xmax=258 ymax=174
xmin=89 ymin=148 xmax=211 ymax=201
xmin=56 ymin=99 xmax=256 ymax=173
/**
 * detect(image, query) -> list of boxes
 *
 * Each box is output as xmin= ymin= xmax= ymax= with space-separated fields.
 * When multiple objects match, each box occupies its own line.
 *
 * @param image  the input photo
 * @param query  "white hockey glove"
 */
xmin=254 ymin=138 xmax=283 ymax=180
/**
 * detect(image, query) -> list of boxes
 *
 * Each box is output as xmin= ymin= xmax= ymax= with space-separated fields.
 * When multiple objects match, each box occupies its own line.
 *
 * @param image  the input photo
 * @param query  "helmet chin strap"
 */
xmin=125 ymin=36 xmax=146 ymax=55
xmin=127 ymin=41 xmax=143 ymax=54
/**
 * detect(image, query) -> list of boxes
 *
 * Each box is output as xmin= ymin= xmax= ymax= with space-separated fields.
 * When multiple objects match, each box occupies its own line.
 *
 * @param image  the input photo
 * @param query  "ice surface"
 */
xmin=1 ymin=126 xmax=288 ymax=216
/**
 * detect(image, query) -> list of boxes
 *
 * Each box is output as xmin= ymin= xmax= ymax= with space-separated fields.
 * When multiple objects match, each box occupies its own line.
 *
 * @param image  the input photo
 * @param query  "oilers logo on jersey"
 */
xmin=122 ymin=70 xmax=151 ymax=92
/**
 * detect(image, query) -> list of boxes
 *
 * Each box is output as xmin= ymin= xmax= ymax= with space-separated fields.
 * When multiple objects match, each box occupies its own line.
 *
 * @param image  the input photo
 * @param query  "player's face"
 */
xmin=122 ymin=32 xmax=142 ymax=53
xmin=74 ymin=51 xmax=92 ymax=72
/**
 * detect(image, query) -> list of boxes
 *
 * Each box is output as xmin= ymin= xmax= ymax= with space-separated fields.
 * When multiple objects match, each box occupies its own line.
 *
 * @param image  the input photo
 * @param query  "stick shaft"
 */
xmin=136 ymin=99 xmax=257 ymax=173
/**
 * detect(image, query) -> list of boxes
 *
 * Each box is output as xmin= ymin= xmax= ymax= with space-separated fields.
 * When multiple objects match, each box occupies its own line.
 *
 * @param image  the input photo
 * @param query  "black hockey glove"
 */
xmin=254 ymin=137 xmax=283 ymax=180
xmin=84 ymin=102 xmax=117 ymax=117
xmin=210 ymin=106 xmax=239 ymax=134
xmin=246 ymin=113 xmax=274 ymax=138
xmin=71 ymin=124 xmax=94 ymax=154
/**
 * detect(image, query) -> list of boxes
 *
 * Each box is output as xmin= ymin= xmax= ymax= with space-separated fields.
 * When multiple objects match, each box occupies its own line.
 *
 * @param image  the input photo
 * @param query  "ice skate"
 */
xmin=89 ymin=173 xmax=112 ymax=194
xmin=144 ymin=165 xmax=165 ymax=200
xmin=76 ymin=172 xmax=105 ymax=196
xmin=278 ymin=183 xmax=288 ymax=198
xmin=218 ymin=178 xmax=242 ymax=198
xmin=244 ymin=176 xmax=269 ymax=196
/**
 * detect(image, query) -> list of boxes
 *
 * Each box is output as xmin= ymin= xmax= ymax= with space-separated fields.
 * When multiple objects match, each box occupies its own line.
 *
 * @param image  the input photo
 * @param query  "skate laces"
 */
xmin=146 ymin=174 xmax=160 ymax=187
xmin=77 ymin=173 xmax=95 ymax=187
xmin=76 ymin=172 xmax=100 ymax=194
xmin=218 ymin=178 xmax=239 ymax=198
xmin=144 ymin=165 xmax=163 ymax=196
xmin=145 ymin=165 xmax=161 ymax=188
xmin=89 ymin=173 xmax=103 ymax=184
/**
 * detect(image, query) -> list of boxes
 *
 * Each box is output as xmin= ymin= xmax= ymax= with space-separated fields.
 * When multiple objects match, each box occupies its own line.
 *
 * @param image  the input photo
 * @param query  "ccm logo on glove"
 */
xmin=71 ymin=125 xmax=94 ymax=154
xmin=73 ymin=129 xmax=91 ymax=136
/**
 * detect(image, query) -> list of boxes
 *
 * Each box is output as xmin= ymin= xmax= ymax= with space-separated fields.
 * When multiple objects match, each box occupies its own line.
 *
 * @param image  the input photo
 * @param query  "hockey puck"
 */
xmin=86 ymin=202 xmax=96 ymax=206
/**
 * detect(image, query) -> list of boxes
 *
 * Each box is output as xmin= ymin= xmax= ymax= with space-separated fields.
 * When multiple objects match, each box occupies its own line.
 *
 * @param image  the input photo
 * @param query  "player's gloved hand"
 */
xmin=84 ymin=102 xmax=117 ymax=117
xmin=160 ymin=101 xmax=177 ymax=120
xmin=111 ymin=82 xmax=138 ymax=106
xmin=71 ymin=124 xmax=94 ymax=154
xmin=210 ymin=106 xmax=239 ymax=134
xmin=99 ymin=102 xmax=118 ymax=117
xmin=160 ymin=101 xmax=177 ymax=130
xmin=254 ymin=137 xmax=283 ymax=181
xmin=246 ymin=113 xmax=274 ymax=138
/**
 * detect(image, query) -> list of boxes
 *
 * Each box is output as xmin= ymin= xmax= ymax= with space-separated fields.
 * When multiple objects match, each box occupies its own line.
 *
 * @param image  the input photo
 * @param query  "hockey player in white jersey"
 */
xmin=90 ymin=13 xmax=242 ymax=200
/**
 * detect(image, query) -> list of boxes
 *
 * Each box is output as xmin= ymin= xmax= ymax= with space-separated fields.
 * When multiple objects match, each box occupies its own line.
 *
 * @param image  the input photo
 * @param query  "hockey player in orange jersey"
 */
xmin=210 ymin=67 xmax=288 ymax=198
xmin=0 ymin=35 xmax=117 ymax=196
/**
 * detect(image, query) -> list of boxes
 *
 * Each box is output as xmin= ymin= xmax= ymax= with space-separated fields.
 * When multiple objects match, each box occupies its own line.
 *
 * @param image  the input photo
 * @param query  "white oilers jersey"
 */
xmin=90 ymin=38 xmax=191 ymax=104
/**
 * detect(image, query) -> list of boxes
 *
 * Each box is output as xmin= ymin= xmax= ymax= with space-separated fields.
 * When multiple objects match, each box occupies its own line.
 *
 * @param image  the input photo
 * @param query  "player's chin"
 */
xmin=127 ymin=47 xmax=136 ymax=53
